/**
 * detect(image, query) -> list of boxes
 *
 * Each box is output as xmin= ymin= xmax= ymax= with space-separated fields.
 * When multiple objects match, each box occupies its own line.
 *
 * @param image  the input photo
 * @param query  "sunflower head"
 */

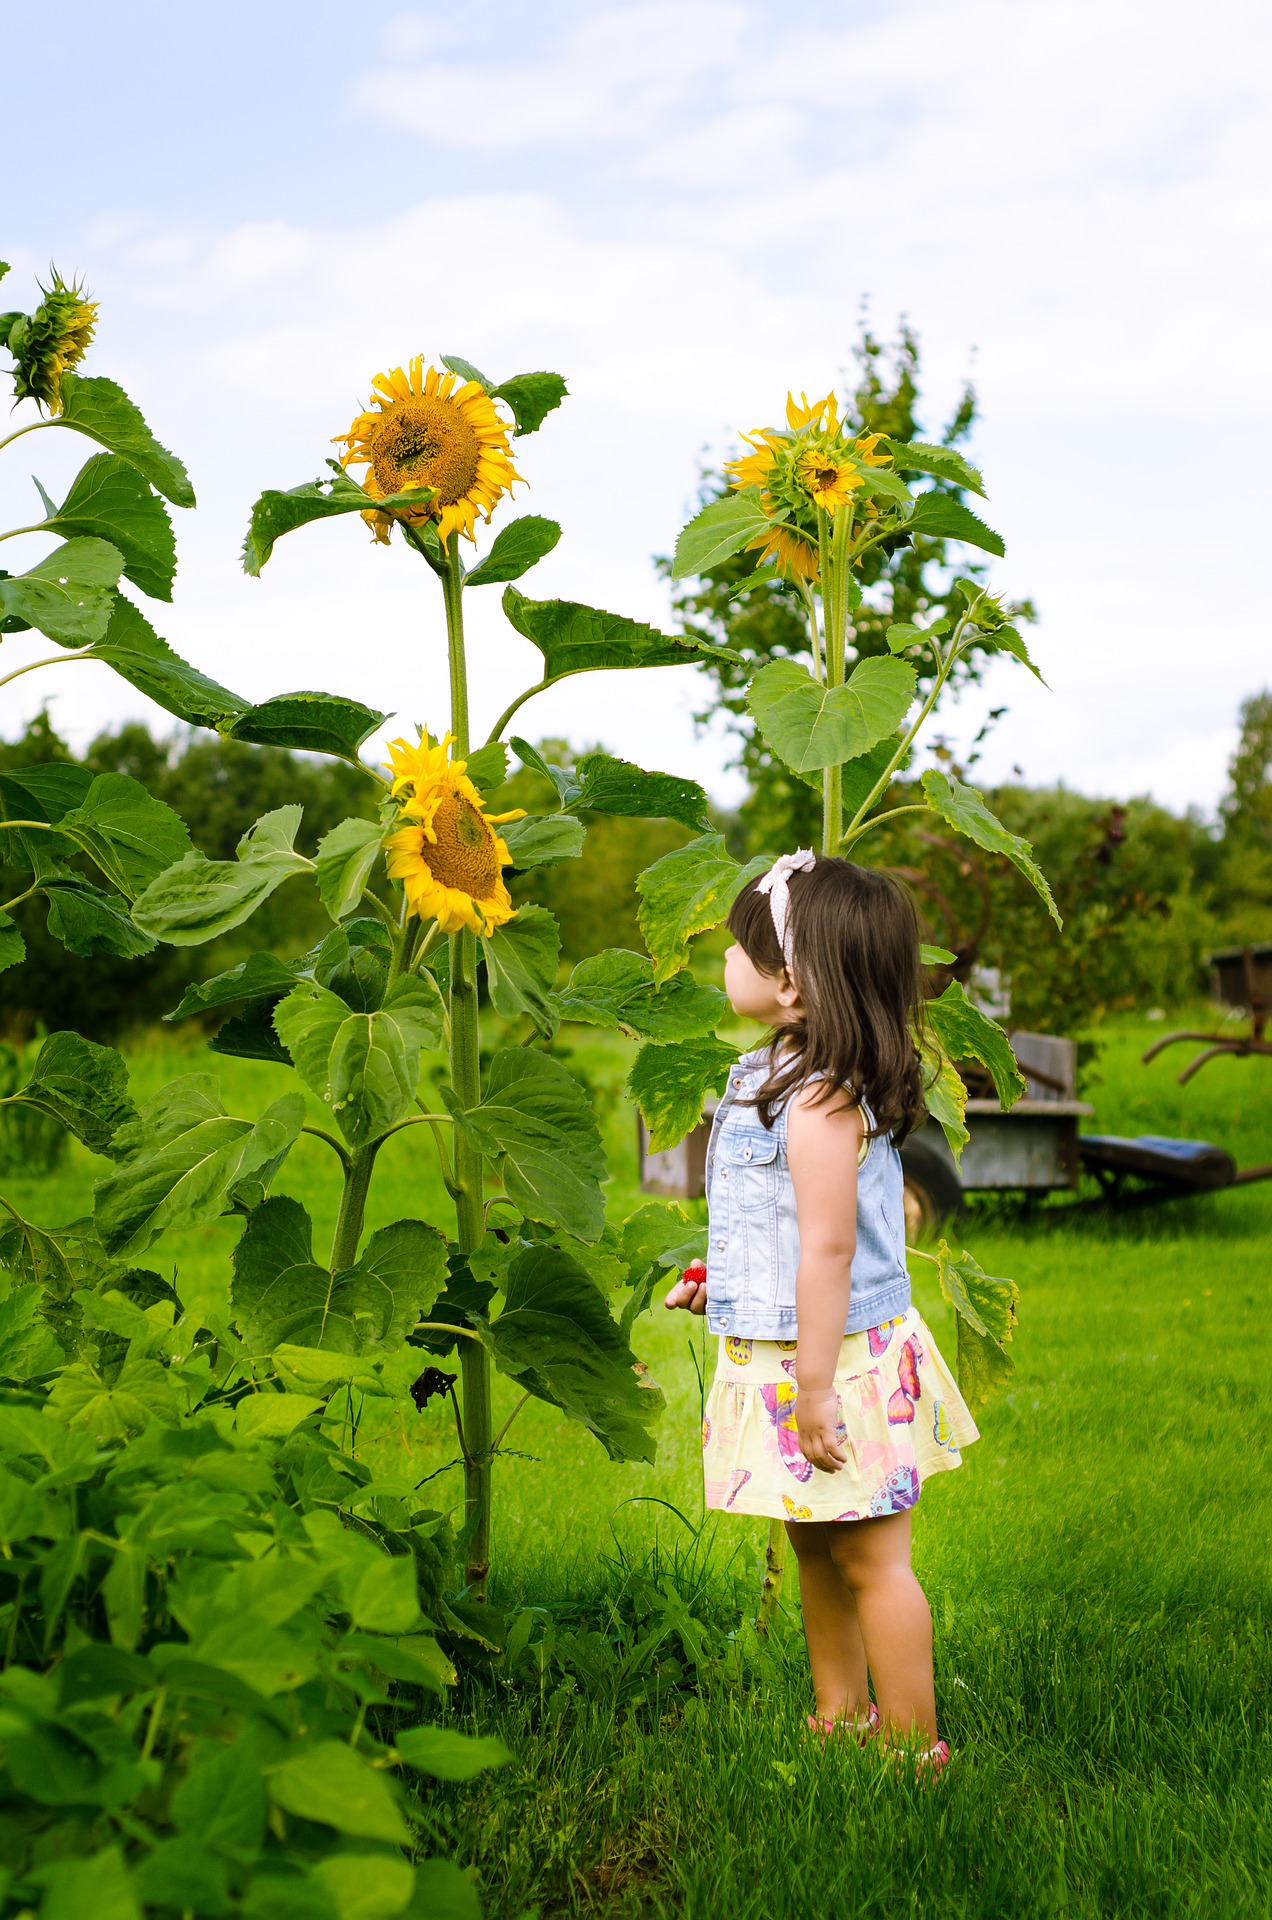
xmin=722 ymin=388 xmax=897 ymax=580
xmin=5 ymin=270 xmax=98 ymax=414
xmin=334 ymin=359 xmax=523 ymax=548
xmin=383 ymin=730 xmax=525 ymax=936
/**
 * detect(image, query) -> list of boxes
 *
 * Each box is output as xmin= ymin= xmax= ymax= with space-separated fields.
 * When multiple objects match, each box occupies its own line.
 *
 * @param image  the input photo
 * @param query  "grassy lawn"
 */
xmin=4 ymin=1013 xmax=1270 ymax=1916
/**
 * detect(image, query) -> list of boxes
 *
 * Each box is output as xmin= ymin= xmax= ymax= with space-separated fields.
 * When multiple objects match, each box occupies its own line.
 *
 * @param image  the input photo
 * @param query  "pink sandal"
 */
xmin=879 ymin=1737 xmax=950 ymax=1780
xmin=805 ymin=1701 xmax=880 ymax=1743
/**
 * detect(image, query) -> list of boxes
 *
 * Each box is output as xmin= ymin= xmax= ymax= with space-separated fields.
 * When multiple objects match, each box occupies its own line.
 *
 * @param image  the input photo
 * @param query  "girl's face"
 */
xmin=724 ymin=943 xmax=803 ymax=1024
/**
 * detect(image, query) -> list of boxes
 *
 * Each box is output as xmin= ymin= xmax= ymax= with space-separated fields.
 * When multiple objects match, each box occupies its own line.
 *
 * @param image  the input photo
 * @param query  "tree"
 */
xmin=662 ymin=322 xmax=1035 ymax=852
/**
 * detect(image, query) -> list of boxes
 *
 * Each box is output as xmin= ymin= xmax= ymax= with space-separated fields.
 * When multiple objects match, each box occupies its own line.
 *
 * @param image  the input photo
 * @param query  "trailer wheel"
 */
xmin=899 ymin=1136 xmax=964 ymax=1239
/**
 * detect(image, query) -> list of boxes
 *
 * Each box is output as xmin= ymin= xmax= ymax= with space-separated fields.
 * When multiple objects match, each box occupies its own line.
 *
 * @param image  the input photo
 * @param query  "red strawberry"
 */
xmin=682 ymin=1261 xmax=707 ymax=1287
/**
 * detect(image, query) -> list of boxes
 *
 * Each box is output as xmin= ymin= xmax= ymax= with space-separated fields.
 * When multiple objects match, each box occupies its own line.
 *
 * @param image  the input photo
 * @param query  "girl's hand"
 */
xmin=663 ymin=1261 xmax=708 ymax=1314
xmin=795 ymin=1387 xmax=848 ymax=1473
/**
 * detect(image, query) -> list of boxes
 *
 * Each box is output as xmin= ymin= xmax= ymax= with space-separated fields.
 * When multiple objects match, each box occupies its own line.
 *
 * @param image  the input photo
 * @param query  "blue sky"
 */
xmin=3 ymin=0 xmax=1269 ymax=811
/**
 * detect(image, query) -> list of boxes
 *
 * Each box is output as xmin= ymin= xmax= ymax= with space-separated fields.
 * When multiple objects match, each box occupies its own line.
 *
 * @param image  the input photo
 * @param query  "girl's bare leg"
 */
xmin=826 ymin=1510 xmax=938 ymax=1743
xmin=784 ymin=1521 xmax=870 ymax=1721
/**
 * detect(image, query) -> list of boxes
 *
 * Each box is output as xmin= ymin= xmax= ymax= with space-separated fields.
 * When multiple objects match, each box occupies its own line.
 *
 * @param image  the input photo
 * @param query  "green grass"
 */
xmin=7 ymin=1013 xmax=1272 ymax=1916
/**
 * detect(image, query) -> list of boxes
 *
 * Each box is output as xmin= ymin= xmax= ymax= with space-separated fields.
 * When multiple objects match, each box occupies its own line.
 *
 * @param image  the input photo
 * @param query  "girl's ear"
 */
xmin=776 ymin=967 xmax=802 ymax=1011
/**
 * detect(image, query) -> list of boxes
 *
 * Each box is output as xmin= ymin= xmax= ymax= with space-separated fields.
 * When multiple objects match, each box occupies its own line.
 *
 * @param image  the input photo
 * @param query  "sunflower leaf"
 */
xmin=502 ymin=587 xmax=742 ymax=682
xmin=903 ymin=493 xmax=1004 ymax=556
xmin=637 ymin=832 xmax=771 ymax=984
xmin=227 ymin=691 xmax=388 ymax=765
xmin=671 ymin=486 xmax=772 ymax=579
xmin=842 ymin=732 xmax=908 ymax=820
xmin=936 ymin=1239 xmax=1019 ymax=1415
xmin=274 ymin=976 xmax=443 ymax=1145
xmin=567 ymin=753 xmax=711 ymax=832
xmin=55 ymin=373 xmax=194 ymax=508
xmin=493 ymin=371 xmax=568 ymax=436
xmin=481 ymin=905 xmax=561 ymax=1039
xmin=207 ymin=996 xmax=293 ymax=1065
xmin=440 ymin=353 xmax=494 ymax=388
xmin=556 ymin=950 xmax=727 ymax=1044
xmin=925 ymin=982 xmax=1025 ymax=1110
xmin=232 ymin=1195 xmax=447 ymax=1354
xmin=884 ymin=439 xmax=987 ymax=498
xmin=462 ymin=742 xmax=509 ymax=793
xmin=54 ymin=772 xmax=193 ymax=900
xmin=509 ymin=737 xmax=576 ymax=807
xmin=0 ymin=536 xmax=123 ymax=645
xmin=163 ymin=954 xmax=298 ymax=1023
xmin=0 ymin=912 xmax=25 ymax=975
xmin=627 ymin=1035 xmax=738 ymax=1153
xmin=4 ymin=1030 xmax=136 ymax=1158
xmin=45 ymin=878 xmax=157 ymax=960
xmin=748 ymin=656 xmax=917 ymax=775
xmin=500 ymin=813 xmax=586 ymax=869
xmin=94 ymin=1081 xmax=305 ymax=1258
xmin=921 ymin=770 xmax=1061 ymax=926
xmin=43 ymin=453 xmax=176 ymax=600
xmin=131 ymin=806 xmax=312 ymax=946
xmin=90 ymin=596 xmax=251 ymax=729
xmin=464 ymin=515 xmax=561 ymax=587
xmin=446 ymin=1049 xmax=606 ymax=1242
xmin=315 ymin=817 xmax=384 ymax=922
xmin=920 ymin=1037 xmax=969 ymax=1158
xmin=479 ymin=1243 xmax=664 ymax=1461
xmin=241 ymin=473 xmax=436 ymax=575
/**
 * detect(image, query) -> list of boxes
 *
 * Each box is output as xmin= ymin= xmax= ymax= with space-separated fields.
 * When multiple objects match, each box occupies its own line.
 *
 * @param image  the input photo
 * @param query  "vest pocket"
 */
xmin=720 ymin=1124 xmax=780 ymax=1212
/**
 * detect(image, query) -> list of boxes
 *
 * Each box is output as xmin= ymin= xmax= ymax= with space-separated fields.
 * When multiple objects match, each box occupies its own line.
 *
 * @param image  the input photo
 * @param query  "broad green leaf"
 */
xmin=46 ymin=1356 xmax=181 ymax=1437
xmin=492 ymin=370 xmax=568 ymax=435
xmin=132 ymin=805 xmax=312 ymax=945
xmin=484 ymin=1242 xmax=665 ymax=1460
xmin=637 ymin=832 xmax=770 ymax=984
xmin=208 ymin=997 xmax=294 ymax=1066
xmin=886 ymin=621 xmax=932 ymax=652
xmin=316 ymin=816 xmax=383 ymax=921
xmin=461 ymin=740 xmax=508 ymax=792
xmin=30 ymin=1844 xmax=142 ymax=1920
xmin=274 ymin=976 xmax=442 ymax=1144
xmin=44 ymin=452 xmax=176 ymax=599
xmin=0 ymin=1464 xmax=43 ymax=1543
xmin=55 ymin=771 xmax=193 ymax=899
xmin=58 ymin=372 xmax=195 ymax=507
xmin=841 ymin=732 xmax=906 ymax=822
xmin=171 ymin=1733 xmax=268 ymax=1855
xmin=228 ymin=691 xmax=389 ymax=765
xmin=241 ymin=470 xmax=435 ymax=574
xmin=502 ymin=585 xmax=741 ymax=684
xmin=396 ymin=1725 xmax=513 ymax=1780
xmin=166 ymin=950 xmax=299 ymax=1020
xmin=133 ymin=1842 xmax=231 ymax=1916
xmin=312 ymin=1854 xmax=415 ymax=1920
xmin=936 ymin=1238 xmax=1019 ymax=1415
xmin=411 ymin=1860 xmax=481 ymax=1920
xmin=921 ymin=769 xmax=1062 ymax=926
xmin=671 ymin=485 xmax=771 ymax=579
xmin=463 ymin=514 xmax=561 ymax=586
xmin=342 ymin=1630 xmax=454 ymax=1694
xmin=440 ymin=352 xmax=493 ymax=387
xmin=0 ymin=911 xmax=24 ymax=974
xmin=267 ymin=1740 xmax=410 ymax=1844
xmin=500 ymin=812 xmax=585 ymax=868
xmin=91 ymin=596 xmax=251 ymax=728
xmin=748 ymin=656 xmax=916 ymax=775
xmin=94 ymin=1079 xmax=305 ymax=1256
xmin=0 ymin=536 xmax=123 ymax=644
xmin=904 ymin=493 xmax=1004 ymax=556
xmin=627 ymin=1035 xmax=738 ymax=1152
xmin=6 ymin=1030 xmax=136 ymax=1155
xmin=556 ymin=949 xmax=726 ymax=1043
xmin=44 ymin=878 xmax=155 ymax=959
xmin=567 ymin=752 xmax=711 ymax=832
xmin=921 ymin=1039 xmax=969 ymax=1157
xmin=481 ymin=904 xmax=560 ymax=1037
xmin=883 ymin=438 xmax=987 ymax=498
xmin=305 ymin=1508 xmax=423 ymax=1631
xmin=921 ymin=944 xmax=957 ymax=965
xmin=235 ymin=1392 xmax=324 ymax=1437
xmin=986 ymin=623 xmax=1044 ymax=681
xmin=313 ymin=917 xmax=393 ymax=1011
xmin=510 ymin=735 xmax=576 ymax=806
xmin=926 ymin=981 xmax=1025 ymax=1109
xmin=449 ymin=1049 xmax=606 ymax=1241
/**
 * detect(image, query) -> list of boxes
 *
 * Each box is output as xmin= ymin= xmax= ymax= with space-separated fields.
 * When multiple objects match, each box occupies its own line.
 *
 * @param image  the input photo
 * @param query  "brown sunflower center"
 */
xmin=370 ymin=395 xmax=481 ymax=504
xmin=420 ymin=792 xmax=502 ymax=896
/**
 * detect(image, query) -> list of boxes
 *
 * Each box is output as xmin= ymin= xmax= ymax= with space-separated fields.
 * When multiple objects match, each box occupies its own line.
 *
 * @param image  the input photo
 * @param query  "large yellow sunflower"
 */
xmin=383 ymin=732 xmax=525 ymax=936
xmin=334 ymin=359 xmax=524 ymax=547
xmin=722 ymin=392 xmax=896 ymax=580
xmin=9 ymin=272 xmax=98 ymax=414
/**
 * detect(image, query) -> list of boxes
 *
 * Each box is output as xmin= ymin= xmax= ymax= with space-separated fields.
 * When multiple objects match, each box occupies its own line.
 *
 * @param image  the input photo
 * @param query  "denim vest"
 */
xmin=704 ymin=1048 xmax=911 ymax=1341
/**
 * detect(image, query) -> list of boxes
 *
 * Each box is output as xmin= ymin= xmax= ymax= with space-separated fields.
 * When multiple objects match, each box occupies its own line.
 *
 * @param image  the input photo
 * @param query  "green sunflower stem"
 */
xmin=440 ymin=531 xmax=493 ymax=1598
xmin=330 ymin=1146 xmax=376 ymax=1272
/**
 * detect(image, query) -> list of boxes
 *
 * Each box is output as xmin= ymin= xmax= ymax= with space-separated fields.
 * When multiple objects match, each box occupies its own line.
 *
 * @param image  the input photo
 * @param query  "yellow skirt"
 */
xmin=701 ymin=1307 xmax=979 ymax=1522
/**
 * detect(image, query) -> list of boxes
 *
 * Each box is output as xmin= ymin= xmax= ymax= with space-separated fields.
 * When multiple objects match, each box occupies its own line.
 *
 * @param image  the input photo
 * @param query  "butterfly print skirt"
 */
xmin=702 ymin=1308 xmax=978 ymax=1522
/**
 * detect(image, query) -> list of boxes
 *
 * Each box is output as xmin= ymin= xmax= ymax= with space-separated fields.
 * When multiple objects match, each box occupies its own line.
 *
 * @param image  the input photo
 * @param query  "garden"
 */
xmin=0 ymin=260 xmax=1268 ymax=1920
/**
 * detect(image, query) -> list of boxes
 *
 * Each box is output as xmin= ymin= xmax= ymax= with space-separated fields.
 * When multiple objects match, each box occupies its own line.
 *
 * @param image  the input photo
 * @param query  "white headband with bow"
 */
xmin=755 ymin=848 xmax=817 ymax=969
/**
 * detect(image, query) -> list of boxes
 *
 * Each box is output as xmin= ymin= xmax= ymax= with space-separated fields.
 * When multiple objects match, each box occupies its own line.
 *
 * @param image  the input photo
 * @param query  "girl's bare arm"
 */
xmin=787 ymin=1087 xmax=863 ymax=1473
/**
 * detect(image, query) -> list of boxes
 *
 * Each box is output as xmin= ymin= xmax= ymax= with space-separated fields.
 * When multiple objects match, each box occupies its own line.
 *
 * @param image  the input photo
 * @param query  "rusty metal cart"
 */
xmin=1142 ymin=941 xmax=1272 ymax=1083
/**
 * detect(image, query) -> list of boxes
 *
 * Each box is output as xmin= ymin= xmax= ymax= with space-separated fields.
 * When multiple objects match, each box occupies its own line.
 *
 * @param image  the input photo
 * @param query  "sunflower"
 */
xmin=383 ymin=731 xmax=525 ymax=936
xmin=8 ymin=271 xmax=98 ymax=414
xmin=334 ymin=359 xmax=523 ymax=547
xmin=722 ymin=392 xmax=897 ymax=580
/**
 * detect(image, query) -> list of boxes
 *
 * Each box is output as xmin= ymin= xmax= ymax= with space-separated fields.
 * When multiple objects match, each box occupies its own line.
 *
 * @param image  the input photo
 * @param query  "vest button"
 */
xmin=743 ymin=1146 xmax=753 ymax=1160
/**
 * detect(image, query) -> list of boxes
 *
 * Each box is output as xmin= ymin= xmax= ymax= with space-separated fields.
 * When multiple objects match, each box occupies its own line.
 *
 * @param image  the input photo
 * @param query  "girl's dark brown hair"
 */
xmin=727 ymin=857 xmax=926 ymax=1142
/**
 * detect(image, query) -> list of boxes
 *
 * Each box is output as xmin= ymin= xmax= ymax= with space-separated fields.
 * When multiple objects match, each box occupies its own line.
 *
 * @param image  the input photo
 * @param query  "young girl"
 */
xmin=665 ymin=852 xmax=978 ymax=1771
